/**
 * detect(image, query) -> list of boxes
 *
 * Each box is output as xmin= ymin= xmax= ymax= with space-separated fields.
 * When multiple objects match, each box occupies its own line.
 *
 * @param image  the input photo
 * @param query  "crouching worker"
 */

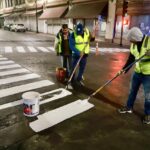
xmin=118 ymin=27 xmax=150 ymax=124
xmin=54 ymin=24 xmax=72 ymax=81
xmin=69 ymin=23 xmax=95 ymax=87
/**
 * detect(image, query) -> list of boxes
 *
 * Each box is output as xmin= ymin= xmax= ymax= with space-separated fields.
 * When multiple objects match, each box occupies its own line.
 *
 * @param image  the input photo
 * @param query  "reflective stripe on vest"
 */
xmin=130 ymin=36 xmax=150 ymax=75
xmin=58 ymin=34 xmax=62 ymax=53
xmin=74 ymin=28 xmax=90 ymax=54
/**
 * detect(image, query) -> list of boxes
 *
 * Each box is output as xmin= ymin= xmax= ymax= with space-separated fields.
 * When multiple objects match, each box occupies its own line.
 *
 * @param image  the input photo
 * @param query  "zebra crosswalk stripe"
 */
xmin=30 ymin=99 xmax=94 ymax=132
xmin=0 ymin=64 xmax=21 ymax=70
xmin=47 ymin=47 xmax=55 ymax=52
xmin=0 ymin=68 xmax=29 ymax=76
xmin=0 ymin=60 xmax=14 ymax=65
xmin=37 ymin=47 xmax=50 ymax=52
xmin=28 ymin=46 xmax=38 ymax=52
xmin=0 ymin=80 xmax=54 ymax=98
xmin=16 ymin=46 xmax=26 ymax=53
xmin=0 ymin=73 xmax=40 ymax=85
xmin=5 ymin=46 xmax=13 ymax=53
xmin=0 ymin=58 xmax=8 ymax=61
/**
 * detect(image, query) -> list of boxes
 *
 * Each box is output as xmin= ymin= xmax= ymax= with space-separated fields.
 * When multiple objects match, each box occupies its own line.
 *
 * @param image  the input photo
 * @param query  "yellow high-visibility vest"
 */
xmin=58 ymin=33 xmax=62 ymax=53
xmin=130 ymin=36 xmax=150 ymax=75
xmin=74 ymin=28 xmax=90 ymax=54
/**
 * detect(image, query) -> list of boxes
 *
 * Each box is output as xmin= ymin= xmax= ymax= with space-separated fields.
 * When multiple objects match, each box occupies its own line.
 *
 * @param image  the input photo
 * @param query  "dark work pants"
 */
xmin=126 ymin=72 xmax=150 ymax=115
xmin=61 ymin=55 xmax=72 ymax=78
xmin=71 ymin=56 xmax=87 ymax=82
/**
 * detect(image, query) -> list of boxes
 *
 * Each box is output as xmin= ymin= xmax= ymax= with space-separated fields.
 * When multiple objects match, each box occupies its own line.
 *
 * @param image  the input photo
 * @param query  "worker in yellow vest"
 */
xmin=118 ymin=27 xmax=150 ymax=124
xmin=54 ymin=24 xmax=72 ymax=79
xmin=69 ymin=23 xmax=95 ymax=86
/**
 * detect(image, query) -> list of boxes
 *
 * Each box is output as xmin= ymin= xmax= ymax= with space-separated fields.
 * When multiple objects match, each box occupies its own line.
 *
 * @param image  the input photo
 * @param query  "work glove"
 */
xmin=146 ymin=50 xmax=150 ymax=56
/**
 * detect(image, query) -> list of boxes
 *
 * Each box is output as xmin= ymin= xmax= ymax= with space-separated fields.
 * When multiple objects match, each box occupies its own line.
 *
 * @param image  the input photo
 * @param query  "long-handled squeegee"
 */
xmin=85 ymin=52 xmax=147 ymax=102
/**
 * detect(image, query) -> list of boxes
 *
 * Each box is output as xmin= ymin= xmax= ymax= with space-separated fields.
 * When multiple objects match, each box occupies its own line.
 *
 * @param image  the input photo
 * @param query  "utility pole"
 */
xmin=35 ymin=0 xmax=38 ymax=33
xmin=112 ymin=0 xmax=118 ymax=43
xmin=120 ymin=0 xmax=128 ymax=46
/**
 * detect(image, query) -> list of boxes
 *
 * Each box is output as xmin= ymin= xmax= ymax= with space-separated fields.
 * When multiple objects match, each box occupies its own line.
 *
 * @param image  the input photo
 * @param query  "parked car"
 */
xmin=4 ymin=24 xmax=13 ymax=31
xmin=10 ymin=24 xmax=26 ymax=32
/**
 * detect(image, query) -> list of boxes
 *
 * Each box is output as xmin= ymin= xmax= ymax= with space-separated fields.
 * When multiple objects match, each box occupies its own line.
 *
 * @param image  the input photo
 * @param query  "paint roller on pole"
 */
xmin=85 ymin=51 xmax=149 ymax=101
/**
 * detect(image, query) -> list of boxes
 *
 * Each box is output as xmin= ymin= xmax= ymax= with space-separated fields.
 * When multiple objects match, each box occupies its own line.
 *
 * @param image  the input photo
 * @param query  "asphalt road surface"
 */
xmin=0 ymin=29 xmax=150 ymax=150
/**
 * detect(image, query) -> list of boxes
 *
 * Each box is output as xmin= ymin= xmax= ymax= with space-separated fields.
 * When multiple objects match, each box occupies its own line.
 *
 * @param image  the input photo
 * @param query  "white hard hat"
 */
xmin=126 ymin=27 xmax=143 ymax=42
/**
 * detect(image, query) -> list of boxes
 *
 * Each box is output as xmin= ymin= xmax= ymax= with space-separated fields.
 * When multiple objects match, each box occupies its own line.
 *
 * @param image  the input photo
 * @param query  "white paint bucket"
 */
xmin=22 ymin=91 xmax=40 ymax=117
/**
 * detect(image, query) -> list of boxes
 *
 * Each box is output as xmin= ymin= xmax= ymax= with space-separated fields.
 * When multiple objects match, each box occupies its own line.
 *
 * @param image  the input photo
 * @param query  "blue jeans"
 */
xmin=71 ymin=56 xmax=87 ymax=82
xmin=127 ymin=72 xmax=150 ymax=115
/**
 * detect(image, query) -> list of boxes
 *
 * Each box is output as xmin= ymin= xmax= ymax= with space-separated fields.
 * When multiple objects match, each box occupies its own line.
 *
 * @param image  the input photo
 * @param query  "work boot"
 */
xmin=118 ymin=106 xmax=133 ymax=114
xmin=143 ymin=115 xmax=150 ymax=124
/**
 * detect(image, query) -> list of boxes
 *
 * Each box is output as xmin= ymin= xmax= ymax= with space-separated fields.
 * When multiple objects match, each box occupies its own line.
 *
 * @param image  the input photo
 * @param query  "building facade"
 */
xmin=115 ymin=0 xmax=150 ymax=44
xmin=0 ymin=0 xmax=109 ymax=40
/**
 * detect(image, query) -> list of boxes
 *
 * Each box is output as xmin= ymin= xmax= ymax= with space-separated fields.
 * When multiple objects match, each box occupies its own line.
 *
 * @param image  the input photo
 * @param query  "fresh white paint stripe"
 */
xmin=0 ymin=64 xmax=21 ymax=70
xmin=30 ymin=100 xmax=94 ymax=132
xmin=16 ymin=46 xmax=26 ymax=53
xmin=0 ymin=80 xmax=54 ymax=98
xmin=47 ymin=47 xmax=55 ymax=52
xmin=0 ymin=60 xmax=14 ymax=65
xmin=40 ymin=88 xmax=72 ymax=105
xmin=0 ymin=58 xmax=8 ymax=61
xmin=0 ymin=73 xmax=40 ymax=85
xmin=37 ymin=47 xmax=50 ymax=52
xmin=28 ymin=46 xmax=37 ymax=52
xmin=5 ymin=47 xmax=13 ymax=53
xmin=0 ymin=68 xmax=29 ymax=76
xmin=0 ymin=88 xmax=72 ymax=110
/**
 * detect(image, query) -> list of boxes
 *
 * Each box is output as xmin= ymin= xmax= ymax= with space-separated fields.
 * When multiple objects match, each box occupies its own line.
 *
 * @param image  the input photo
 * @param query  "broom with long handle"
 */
xmin=65 ymin=55 xmax=83 ymax=89
xmin=84 ymin=52 xmax=148 ymax=101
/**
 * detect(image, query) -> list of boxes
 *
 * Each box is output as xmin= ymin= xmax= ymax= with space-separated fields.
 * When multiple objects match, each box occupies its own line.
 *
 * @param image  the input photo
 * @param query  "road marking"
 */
xmin=0 ymin=58 xmax=8 ymax=61
xmin=30 ymin=99 xmax=94 ymax=132
xmin=47 ymin=47 xmax=55 ymax=52
xmin=0 ymin=73 xmax=40 ymax=85
xmin=5 ymin=47 xmax=13 ymax=53
xmin=0 ymin=60 xmax=14 ymax=65
xmin=0 ymin=68 xmax=29 ymax=76
xmin=37 ymin=47 xmax=50 ymax=52
xmin=28 ymin=46 xmax=37 ymax=52
xmin=16 ymin=46 xmax=26 ymax=53
xmin=0 ymin=88 xmax=72 ymax=110
xmin=0 ymin=80 xmax=54 ymax=98
xmin=90 ymin=47 xmax=130 ymax=53
xmin=0 ymin=64 xmax=21 ymax=70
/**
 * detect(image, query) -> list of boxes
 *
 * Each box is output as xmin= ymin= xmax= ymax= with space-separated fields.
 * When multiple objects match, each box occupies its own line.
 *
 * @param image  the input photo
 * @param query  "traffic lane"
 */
xmin=0 ymin=29 xmax=53 ymax=42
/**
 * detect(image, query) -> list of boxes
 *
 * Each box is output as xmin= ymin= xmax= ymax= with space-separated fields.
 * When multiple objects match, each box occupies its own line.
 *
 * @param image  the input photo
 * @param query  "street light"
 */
xmin=35 ymin=0 xmax=38 ymax=33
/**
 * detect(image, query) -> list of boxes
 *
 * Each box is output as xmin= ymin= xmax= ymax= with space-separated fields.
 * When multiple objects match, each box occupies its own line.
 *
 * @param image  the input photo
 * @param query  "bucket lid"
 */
xmin=22 ymin=91 xmax=40 ymax=100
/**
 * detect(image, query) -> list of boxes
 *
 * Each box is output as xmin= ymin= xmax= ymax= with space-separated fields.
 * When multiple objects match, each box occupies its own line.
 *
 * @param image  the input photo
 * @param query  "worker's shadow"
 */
xmin=73 ymin=84 xmax=142 ymax=118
